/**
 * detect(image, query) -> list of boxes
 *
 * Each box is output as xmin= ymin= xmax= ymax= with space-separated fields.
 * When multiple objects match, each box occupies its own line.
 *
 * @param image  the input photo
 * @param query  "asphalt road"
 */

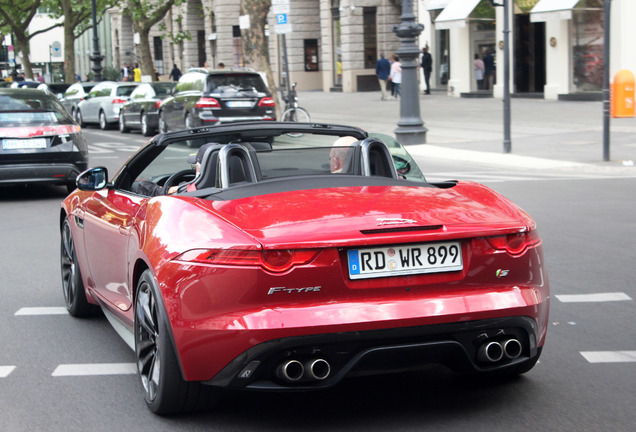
xmin=1 ymin=127 xmax=635 ymax=431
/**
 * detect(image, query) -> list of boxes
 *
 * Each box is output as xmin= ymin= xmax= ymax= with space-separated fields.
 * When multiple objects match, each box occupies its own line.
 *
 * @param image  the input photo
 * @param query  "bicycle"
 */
xmin=281 ymin=82 xmax=310 ymax=122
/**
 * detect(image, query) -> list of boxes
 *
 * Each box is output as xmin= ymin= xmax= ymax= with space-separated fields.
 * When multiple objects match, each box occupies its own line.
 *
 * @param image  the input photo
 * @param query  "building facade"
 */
xmin=418 ymin=0 xmax=636 ymax=100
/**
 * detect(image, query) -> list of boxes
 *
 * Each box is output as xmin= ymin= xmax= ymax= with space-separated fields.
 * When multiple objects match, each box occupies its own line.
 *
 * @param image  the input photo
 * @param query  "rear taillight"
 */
xmin=0 ymin=125 xmax=81 ymax=138
xmin=258 ymin=97 xmax=275 ymax=107
xmin=112 ymin=98 xmax=127 ymax=104
xmin=485 ymin=231 xmax=541 ymax=256
xmin=175 ymin=249 xmax=319 ymax=273
xmin=155 ymin=100 xmax=162 ymax=109
xmin=195 ymin=97 xmax=220 ymax=108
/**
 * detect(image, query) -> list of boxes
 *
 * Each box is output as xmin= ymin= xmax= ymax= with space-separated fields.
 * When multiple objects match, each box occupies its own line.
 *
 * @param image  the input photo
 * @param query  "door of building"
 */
xmin=513 ymin=14 xmax=546 ymax=94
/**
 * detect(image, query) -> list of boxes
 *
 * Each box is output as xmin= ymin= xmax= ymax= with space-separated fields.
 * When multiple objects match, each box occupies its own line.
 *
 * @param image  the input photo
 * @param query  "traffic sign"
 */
xmin=51 ymin=41 xmax=62 ymax=58
xmin=276 ymin=14 xmax=288 ymax=25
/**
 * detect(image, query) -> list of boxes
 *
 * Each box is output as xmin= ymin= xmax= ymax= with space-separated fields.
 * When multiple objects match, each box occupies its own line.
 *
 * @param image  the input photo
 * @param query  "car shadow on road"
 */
xmin=0 ymin=184 xmax=70 ymax=201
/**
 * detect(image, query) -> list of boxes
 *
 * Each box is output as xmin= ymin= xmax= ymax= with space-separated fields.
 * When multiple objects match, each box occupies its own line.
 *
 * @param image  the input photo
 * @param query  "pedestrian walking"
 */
xmin=121 ymin=63 xmax=130 ymax=81
xmin=169 ymin=64 xmax=182 ymax=81
xmin=375 ymin=53 xmax=391 ymax=101
xmin=421 ymin=46 xmax=433 ymax=95
xmin=389 ymin=54 xmax=402 ymax=99
xmin=133 ymin=63 xmax=141 ymax=82
xmin=483 ymin=50 xmax=495 ymax=90
xmin=474 ymin=53 xmax=485 ymax=90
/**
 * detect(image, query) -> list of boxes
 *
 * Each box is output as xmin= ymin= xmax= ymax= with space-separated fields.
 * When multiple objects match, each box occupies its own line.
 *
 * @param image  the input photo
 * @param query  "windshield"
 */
xmin=206 ymin=74 xmax=268 ymax=93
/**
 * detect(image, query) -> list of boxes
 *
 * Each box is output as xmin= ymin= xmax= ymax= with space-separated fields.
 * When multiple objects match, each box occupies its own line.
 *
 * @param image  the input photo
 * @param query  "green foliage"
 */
xmin=102 ymin=66 xmax=120 ymax=81
xmin=473 ymin=0 xmax=496 ymax=19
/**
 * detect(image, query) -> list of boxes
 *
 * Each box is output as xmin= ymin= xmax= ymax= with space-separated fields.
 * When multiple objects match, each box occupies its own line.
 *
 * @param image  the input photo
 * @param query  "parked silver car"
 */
xmin=60 ymin=82 xmax=95 ymax=121
xmin=76 ymin=81 xmax=139 ymax=130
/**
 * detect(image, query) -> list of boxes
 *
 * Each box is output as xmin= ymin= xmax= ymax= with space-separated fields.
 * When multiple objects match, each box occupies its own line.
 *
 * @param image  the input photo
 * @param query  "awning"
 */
xmin=434 ymin=0 xmax=482 ymax=30
xmin=530 ymin=0 xmax=580 ymax=22
xmin=426 ymin=0 xmax=451 ymax=11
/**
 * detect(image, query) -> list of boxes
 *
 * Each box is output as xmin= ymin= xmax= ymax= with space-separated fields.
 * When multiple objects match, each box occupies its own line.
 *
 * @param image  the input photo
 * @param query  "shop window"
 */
xmin=571 ymin=0 xmax=603 ymax=92
xmin=363 ymin=7 xmax=377 ymax=69
xmin=304 ymin=39 xmax=319 ymax=71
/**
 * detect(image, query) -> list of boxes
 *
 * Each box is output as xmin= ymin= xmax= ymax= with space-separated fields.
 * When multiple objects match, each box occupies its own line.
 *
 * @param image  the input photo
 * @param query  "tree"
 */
xmin=45 ymin=0 xmax=115 ymax=83
xmin=239 ymin=0 xmax=279 ymax=114
xmin=0 ymin=0 xmax=62 ymax=79
xmin=123 ymin=0 xmax=186 ymax=81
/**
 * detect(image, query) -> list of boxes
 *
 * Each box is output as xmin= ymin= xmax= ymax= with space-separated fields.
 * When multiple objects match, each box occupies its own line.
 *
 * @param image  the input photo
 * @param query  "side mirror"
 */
xmin=76 ymin=167 xmax=109 ymax=191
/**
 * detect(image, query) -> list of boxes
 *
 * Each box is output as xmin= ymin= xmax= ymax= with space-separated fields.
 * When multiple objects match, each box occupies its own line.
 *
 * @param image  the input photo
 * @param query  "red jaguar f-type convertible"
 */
xmin=60 ymin=122 xmax=549 ymax=414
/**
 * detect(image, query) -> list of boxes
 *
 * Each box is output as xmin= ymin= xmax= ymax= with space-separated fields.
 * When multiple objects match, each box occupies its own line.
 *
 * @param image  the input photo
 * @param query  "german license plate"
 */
xmin=226 ymin=101 xmax=253 ymax=108
xmin=347 ymin=241 xmax=463 ymax=280
xmin=2 ymin=138 xmax=47 ymax=149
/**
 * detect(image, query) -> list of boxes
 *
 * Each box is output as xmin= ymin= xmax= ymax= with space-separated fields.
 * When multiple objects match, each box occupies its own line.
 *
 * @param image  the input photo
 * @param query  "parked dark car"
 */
xmin=60 ymin=82 xmax=96 ymax=121
xmin=37 ymin=82 xmax=72 ymax=100
xmin=158 ymin=68 xmax=275 ymax=132
xmin=119 ymin=82 xmax=176 ymax=136
xmin=10 ymin=80 xmax=41 ymax=89
xmin=76 ymin=81 xmax=139 ymax=130
xmin=0 ymin=88 xmax=88 ymax=193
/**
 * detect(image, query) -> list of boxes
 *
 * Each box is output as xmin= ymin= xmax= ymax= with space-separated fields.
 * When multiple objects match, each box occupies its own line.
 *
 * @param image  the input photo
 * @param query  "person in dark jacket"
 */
xmin=421 ymin=46 xmax=433 ymax=95
xmin=375 ymin=53 xmax=391 ymax=101
xmin=169 ymin=64 xmax=182 ymax=82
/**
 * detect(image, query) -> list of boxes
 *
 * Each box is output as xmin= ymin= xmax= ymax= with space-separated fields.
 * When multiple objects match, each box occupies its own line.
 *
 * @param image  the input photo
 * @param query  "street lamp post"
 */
xmin=90 ymin=0 xmax=104 ymax=81
xmin=602 ymin=0 xmax=612 ymax=161
xmin=490 ymin=0 xmax=512 ymax=153
xmin=393 ymin=0 xmax=428 ymax=145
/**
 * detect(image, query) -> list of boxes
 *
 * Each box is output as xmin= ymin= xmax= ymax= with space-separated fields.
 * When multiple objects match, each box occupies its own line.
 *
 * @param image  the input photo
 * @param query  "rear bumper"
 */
xmin=0 ymin=162 xmax=86 ymax=185
xmin=208 ymin=316 xmax=541 ymax=390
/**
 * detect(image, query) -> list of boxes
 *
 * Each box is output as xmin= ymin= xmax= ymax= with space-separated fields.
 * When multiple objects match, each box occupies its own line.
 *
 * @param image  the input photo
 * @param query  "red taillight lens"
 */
xmin=195 ymin=97 xmax=220 ymax=108
xmin=112 ymin=98 xmax=127 ymax=104
xmin=258 ymin=97 xmax=275 ymax=107
xmin=155 ymin=100 xmax=162 ymax=109
xmin=486 ymin=231 xmax=541 ymax=256
xmin=175 ymin=249 xmax=319 ymax=273
xmin=0 ymin=125 xmax=81 ymax=138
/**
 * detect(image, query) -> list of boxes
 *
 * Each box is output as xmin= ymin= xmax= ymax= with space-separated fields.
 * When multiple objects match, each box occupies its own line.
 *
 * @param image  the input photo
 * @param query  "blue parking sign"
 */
xmin=276 ymin=13 xmax=288 ymax=25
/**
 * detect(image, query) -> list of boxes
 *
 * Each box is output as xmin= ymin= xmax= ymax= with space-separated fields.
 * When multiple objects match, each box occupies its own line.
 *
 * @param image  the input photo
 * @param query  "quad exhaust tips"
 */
xmin=477 ymin=338 xmax=522 ymax=363
xmin=277 ymin=358 xmax=331 ymax=383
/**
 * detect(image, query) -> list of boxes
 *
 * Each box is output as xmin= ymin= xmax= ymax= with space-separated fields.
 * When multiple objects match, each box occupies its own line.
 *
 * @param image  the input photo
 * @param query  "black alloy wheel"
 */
xmin=158 ymin=112 xmax=168 ymax=134
xmin=60 ymin=218 xmax=92 ymax=317
xmin=119 ymin=114 xmax=130 ymax=133
xmin=141 ymin=112 xmax=152 ymax=136
xmin=134 ymin=270 xmax=217 ymax=414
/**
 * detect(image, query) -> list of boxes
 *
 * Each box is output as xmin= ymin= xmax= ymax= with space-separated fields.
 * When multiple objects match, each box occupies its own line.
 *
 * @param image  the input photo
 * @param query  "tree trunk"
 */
xmin=62 ymin=0 xmax=76 ymax=83
xmin=136 ymin=27 xmax=155 ymax=81
xmin=16 ymin=35 xmax=33 ymax=80
xmin=240 ymin=0 xmax=280 ymax=116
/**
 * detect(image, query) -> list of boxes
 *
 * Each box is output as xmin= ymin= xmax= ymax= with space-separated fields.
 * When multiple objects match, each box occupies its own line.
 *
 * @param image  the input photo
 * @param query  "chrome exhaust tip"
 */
xmin=503 ymin=338 xmax=523 ymax=359
xmin=276 ymin=359 xmax=304 ymax=382
xmin=477 ymin=341 xmax=504 ymax=363
xmin=304 ymin=358 xmax=331 ymax=381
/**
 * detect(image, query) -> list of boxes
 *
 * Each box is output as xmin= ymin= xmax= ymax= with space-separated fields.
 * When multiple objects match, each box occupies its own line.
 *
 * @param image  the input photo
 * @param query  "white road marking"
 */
xmin=15 ymin=307 xmax=68 ymax=316
xmin=555 ymin=292 xmax=632 ymax=303
xmin=0 ymin=366 xmax=16 ymax=377
xmin=52 ymin=363 xmax=137 ymax=377
xmin=581 ymin=351 xmax=636 ymax=363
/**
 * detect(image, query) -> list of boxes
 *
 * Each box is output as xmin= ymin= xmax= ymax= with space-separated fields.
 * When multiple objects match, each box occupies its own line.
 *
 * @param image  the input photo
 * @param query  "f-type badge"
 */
xmin=376 ymin=218 xmax=418 ymax=226
xmin=496 ymin=269 xmax=510 ymax=278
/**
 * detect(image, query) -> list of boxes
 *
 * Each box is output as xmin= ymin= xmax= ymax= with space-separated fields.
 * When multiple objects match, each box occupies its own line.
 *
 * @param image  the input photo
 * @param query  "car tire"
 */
xmin=158 ymin=112 xmax=168 ymax=134
xmin=76 ymin=109 xmax=85 ymax=128
xmin=119 ymin=114 xmax=130 ymax=133
xmin=141 ymin=112 xmax=152 ymax=137
xmin=185 ymin=113 xmax=194 ymax=130
xmin=60 ymin=217 xmax=92 ymax=317
xmin=134 ymin=270 xmax=218 ymax=414
xmin=99 ymin=111 xmax=110 ymax=130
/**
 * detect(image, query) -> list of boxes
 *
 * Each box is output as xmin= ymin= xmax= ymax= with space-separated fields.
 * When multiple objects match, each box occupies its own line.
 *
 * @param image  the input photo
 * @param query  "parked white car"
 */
xmin=76 ymin=81 xmax=139 ymax=130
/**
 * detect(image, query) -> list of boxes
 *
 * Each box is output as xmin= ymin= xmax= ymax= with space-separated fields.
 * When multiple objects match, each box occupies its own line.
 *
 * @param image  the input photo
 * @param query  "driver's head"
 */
xmin=187 ymin=143 xmax=217 ymax=176
xmin=330 ymin=136 xmax=358 ymax=173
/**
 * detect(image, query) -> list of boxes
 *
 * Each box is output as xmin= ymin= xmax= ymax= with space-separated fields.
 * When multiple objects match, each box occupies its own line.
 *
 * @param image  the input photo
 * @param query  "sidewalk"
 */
xmin=300 ymin=90 xmax=636 ymax=170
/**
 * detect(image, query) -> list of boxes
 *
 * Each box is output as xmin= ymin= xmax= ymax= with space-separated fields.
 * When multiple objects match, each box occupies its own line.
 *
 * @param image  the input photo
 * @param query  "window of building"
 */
xmin=363 ymin=7 xmax=377 ymax=69
xmin=571 ymin=0 xmax=603 ymax=92
xmin=232 ymin=26 xmax=244 ymax=68
xmin=197 ymin=30 xmax=206 ymax=67
xmin=153 ymin=37 xmax=164 ymax=74
xmin=304 ymin=39 xmax=319 ymax=71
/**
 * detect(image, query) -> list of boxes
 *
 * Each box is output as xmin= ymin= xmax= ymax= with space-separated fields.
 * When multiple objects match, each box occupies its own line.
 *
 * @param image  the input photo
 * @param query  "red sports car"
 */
xmin=60 ymin=122 xmax=549 ymax=415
